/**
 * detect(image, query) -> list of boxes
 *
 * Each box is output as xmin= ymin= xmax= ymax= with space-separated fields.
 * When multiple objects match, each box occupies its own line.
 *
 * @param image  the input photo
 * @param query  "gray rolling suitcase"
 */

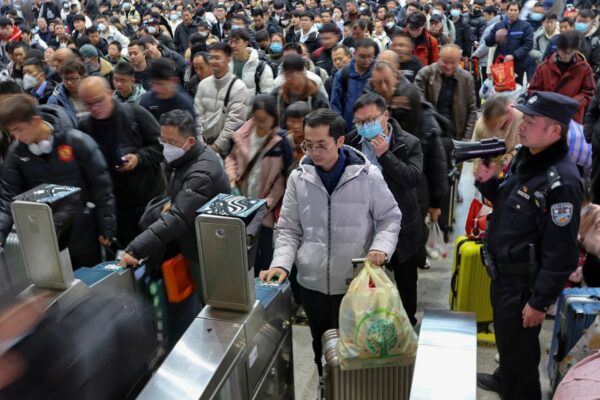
xmin=320 ymin=329 xmax=414 ymax=400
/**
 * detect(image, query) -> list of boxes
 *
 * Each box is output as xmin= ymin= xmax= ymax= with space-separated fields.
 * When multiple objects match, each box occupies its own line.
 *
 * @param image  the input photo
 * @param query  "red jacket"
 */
xmin=528 ymin=53 xmax=596 ymax=124
xmin=404 ymin=28 xmax=439 ymax=66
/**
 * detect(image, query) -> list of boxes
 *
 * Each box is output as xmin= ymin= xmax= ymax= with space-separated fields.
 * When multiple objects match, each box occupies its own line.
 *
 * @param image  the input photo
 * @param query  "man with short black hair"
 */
xmin=128 ymin=40 xmax=150 ymax=89
xmin=119 ymin=109 xmax=229 ymax=305
xmin=404 ymin=11 xmax=439 ymax=65
xmin=212 ymin=5 xmax=227 ymax=39
xmin=195 ymin=42 xmax=248 ymax=154
xmin=174 ymin=8 xmax=196 ymax=54
xmin=139 ymin=35 xmax=186 ymax=79
xmin=528 ymin=30 xmax=595 ymax=124
xmin=311 ymin=22 xmax=339 ymax=75
xmin=71 ymin=14 xmax=87 ymax=45
xmin=0 ymin=16 xmax=16 ymax=66
xmin=297 ymin=11 xmax=319 ymax=52
xmin=113 ymin=62 xmax=146 ymax=104
xmin=22 ymin=58 xmax=55 ymax=104
xmin=138 ymin=58 xmax=195 ymax=122
xmin=331 ymin=38 xmax=377 ymax=130
xmin=228 ymin=28 xmax=274 ymax=96
xmin=85 ymin=25 xmax=109 ymax=55
xmin=260 ymin=107 xmax=401 ymax=377
xmin=0 ymin=93 xmax=116 ymax=267
xmin=390 ymin=32 xmax=423 ymax=82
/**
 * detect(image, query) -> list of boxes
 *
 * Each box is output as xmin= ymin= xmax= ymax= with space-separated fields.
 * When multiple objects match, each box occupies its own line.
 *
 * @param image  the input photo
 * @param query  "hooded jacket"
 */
xmin=346 ymin=118 xmax=423 ymax=262
xmin=529 ymin=24 xmax=560 ymax=62
xmin=331 ymin=59 xmax=374 ymax=131
xmin=404 ymin=28 xmax=439 ymax=66
xmin=0 ymin=105 xmax=116 ymax=249
xmin=528 ymin=52 xmax=595 ymax=124
xmin=228 ymin=47 xmax=275 ymax=96
xmin=126 ymin=142 xmax=229 ymax=263
xmin=271 ymin=145 xmax=401 ymax=295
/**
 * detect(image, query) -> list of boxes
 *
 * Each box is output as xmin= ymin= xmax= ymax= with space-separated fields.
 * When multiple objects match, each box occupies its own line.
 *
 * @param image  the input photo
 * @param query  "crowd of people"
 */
xmin=0 ymin=0 xmax=600 ymax=397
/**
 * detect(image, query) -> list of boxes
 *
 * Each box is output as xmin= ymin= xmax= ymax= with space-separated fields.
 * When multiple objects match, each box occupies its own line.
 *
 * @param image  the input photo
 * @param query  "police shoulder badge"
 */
xmin=550 ymin=202 xmax=573 ymax=227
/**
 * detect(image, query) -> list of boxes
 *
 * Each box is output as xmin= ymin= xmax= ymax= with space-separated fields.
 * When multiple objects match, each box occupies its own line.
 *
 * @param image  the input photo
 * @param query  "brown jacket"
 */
xmin=415 ymin=62 xmax=477 ymax=140
xmin=225 ymin=118 xmax=286 ymax=228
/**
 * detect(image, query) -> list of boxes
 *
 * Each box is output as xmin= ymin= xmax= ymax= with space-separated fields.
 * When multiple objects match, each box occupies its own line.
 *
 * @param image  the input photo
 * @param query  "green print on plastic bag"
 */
xmin=355 ymin=308 xmax=402 ymax=358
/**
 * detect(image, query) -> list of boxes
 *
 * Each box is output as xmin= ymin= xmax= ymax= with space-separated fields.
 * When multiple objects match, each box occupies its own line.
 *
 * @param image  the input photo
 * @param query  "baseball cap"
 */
xmin=512 ymin=91 xmax=579 ymax=126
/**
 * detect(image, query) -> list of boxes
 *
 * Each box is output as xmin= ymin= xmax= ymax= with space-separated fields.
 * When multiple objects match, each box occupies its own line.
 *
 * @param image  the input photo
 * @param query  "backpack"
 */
xmin=254 ymin=58 xmax=278 ymax=94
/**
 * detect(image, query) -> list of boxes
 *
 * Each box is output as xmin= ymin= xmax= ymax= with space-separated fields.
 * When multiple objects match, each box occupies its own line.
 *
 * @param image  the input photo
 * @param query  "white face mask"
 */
xmin=385 ymin=21 xmax=395 ymax=29
xmin=162 ymin=142 xmax=186 ymax=163
xmin=22 ymin=73 xmax=38 ymax=90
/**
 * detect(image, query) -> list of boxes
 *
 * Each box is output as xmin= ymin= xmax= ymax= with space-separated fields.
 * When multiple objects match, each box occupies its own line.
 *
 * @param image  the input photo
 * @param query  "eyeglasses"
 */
xmin=62 ymin=76 xmax=81 ymax=84
xmin=82 ymin=97 xmax=105 ymax=109
xmin=353 ymin=113 xmax=384 ymax=128
xmin=159 ymin=137 xmax=183 ymax=146
xmin=300 ymin=141 xmax=334 ymax=154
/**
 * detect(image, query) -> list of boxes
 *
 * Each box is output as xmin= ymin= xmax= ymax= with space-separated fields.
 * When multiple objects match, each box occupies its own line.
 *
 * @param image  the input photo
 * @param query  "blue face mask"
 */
xmin=316 ymin=22 xmax=323 ymax=30
xmin=231 ymin=24 xmax=241 ymax=30
xmin=357 ymin=120 xmax=383 ymax=140
xmin=575 ymin=22 xmax=590 ymax=33
xmin=529 ymin=12 xmax=543 ymax=21
xmin=270 ymin=42 xmax=283 ymax=53
xmin=450 ymin=9 xmax=461 ymax=17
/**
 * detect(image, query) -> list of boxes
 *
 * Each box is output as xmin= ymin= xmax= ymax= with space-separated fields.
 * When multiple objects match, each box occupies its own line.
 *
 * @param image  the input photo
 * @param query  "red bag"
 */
xmin=161 ymin=254 xmax=195 ymax=303
xmin=465 ymin=198 xmax=491 ymax=240
xmin=491 ymin=55 xmax=516 ymax=92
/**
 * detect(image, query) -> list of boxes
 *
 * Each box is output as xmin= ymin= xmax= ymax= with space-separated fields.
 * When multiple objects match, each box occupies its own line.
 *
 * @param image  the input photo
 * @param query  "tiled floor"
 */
xmin=292 ymin=163 xmax=554 ymax=399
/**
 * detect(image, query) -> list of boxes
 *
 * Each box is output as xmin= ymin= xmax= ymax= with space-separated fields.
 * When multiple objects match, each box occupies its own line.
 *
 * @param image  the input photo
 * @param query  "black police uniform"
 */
xmin=476 ymin=92 xmax=583 ymax=399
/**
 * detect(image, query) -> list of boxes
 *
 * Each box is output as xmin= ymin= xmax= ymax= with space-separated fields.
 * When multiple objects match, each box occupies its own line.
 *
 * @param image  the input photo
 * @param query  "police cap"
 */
xmin=512 ymin=91 xmax=579 ymax=126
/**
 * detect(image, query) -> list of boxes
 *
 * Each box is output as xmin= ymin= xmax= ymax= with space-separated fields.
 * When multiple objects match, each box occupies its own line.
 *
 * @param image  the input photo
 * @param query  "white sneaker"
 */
xmin=494 ymin=353 xmax=500 ymax=363
xmin=418 ymin=258 xmax=431 ymax=270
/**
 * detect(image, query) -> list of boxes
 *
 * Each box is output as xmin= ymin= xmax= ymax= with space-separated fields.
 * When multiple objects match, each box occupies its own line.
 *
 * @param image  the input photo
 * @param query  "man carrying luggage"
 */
xmin=475 ymin=91 xmax=583 ymax=399
xmin=259 ymin=108 xmax=401 ymax=376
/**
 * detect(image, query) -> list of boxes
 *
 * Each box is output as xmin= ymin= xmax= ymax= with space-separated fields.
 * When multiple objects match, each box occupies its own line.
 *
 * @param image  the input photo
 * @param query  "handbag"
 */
xmin=161 ymin=254 xmax=195 ymax=303
xmin=200 ymin=77 xmax=237 ymax=144
xmin=491 ymin=55 xmax=516 ymax=92
xmin=465 ymin=198 xmax=492 ymax=240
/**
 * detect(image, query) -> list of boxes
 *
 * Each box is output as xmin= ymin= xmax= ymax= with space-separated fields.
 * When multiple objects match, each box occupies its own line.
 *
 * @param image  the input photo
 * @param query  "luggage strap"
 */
xmin=496 ymin=262 xmax=530 ymax=275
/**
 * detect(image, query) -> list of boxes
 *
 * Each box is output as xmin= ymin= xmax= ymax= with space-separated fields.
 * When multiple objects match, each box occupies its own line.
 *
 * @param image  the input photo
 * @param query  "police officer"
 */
xmin=475 ymin=91 xmax=583 ymax=399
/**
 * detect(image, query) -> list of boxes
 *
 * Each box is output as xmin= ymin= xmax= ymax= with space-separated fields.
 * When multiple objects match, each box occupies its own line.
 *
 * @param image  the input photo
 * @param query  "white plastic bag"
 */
xmin=337 ymin=260 xmax=418 ymax=370
xmin=479 ymin=78 xmax=524 ymax=102
xmin=425 ymin=216 xmax=447 ymax=260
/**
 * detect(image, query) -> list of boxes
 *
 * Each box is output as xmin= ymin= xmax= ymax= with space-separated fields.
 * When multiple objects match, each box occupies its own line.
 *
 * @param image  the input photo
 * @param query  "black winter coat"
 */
xmin=0 ymin=105 xmax=117 ymax=250
xmin=126 ymin=142 xmax=229 ymax=263
xmin=452 ymin=16 xmax=473 ymax=57
xmin=345 ymin=118 xmax=424 ymax=262
xmin=174 ymin=21 xmax=198 ymax=54
xmin=464 ymin=11 xmax=486 ymax=42
xmin=78 ymin=102 xmax=166 ymax=211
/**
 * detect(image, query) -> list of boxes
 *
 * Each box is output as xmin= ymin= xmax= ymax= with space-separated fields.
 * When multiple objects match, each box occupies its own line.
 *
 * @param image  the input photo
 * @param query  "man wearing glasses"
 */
xmin=78 ymin=76 xmax=166 ymax=245
xmin=260 ymin=108 xmax=401 ymax=376
xmin=345 ymin=93 xmax=423 ymax=326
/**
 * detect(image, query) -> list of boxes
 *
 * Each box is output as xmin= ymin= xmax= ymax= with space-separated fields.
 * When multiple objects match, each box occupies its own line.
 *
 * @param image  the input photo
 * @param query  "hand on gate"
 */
xmin=259 ymin=267 xmax=288 ymax=283
xmin=522 ymin=303 xmax=545 ymax=328
xmin=98 ymin=235 xmax=111 ymax=246
xmin=119 ymin=252 xmax=140 ymax=268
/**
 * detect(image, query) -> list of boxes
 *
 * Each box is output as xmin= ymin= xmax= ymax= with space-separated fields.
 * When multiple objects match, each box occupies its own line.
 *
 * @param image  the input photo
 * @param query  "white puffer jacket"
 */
xmin=271 ymin=146 xmax=402 ymax=295
xmin=228 ymin=47 xmax=275 ymax=97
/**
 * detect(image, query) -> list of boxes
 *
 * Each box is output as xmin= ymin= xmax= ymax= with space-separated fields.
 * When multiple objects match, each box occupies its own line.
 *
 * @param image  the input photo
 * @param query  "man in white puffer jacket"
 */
xmin=260 ymin=108 xmax=401 ymax=375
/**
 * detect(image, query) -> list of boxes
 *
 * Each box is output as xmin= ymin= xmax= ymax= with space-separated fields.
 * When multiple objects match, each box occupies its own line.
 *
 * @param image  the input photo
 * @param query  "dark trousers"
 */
xmin=254 ymin=226 xmax=274 ymax=275
xmin=391 ymin=248 xmax=422 ymax=326
xmin=491 ymin=275 xmax=542 ymax=400
xmin=299 ymin=284 xmax=344 ymax=376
